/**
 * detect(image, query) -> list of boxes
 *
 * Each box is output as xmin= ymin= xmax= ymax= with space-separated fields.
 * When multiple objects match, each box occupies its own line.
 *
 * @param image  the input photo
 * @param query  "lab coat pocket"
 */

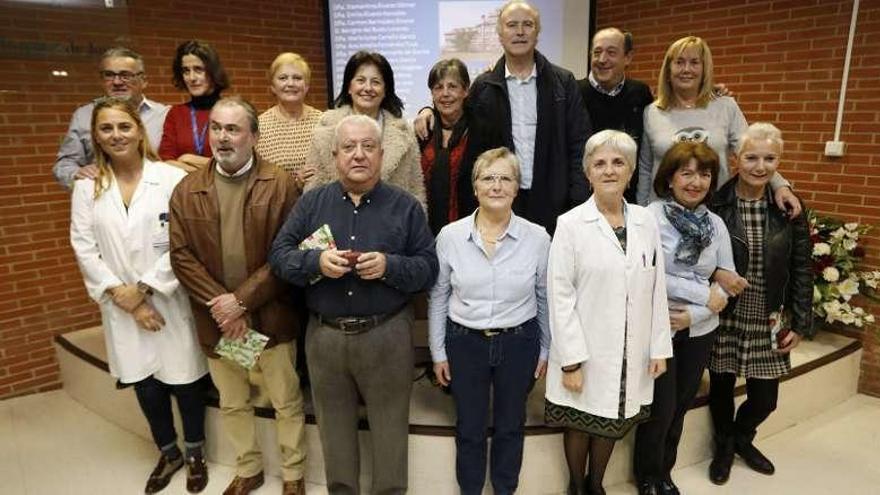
xmin=151 ymin=214 xmax=170 ymax=252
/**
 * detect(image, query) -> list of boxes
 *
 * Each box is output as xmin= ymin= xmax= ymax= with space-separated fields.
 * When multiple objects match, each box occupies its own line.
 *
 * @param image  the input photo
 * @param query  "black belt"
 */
xmin=315 ymin=311 xmax=395 ymax=335
xmin=449 ymin=318 xmax=530 ymax=337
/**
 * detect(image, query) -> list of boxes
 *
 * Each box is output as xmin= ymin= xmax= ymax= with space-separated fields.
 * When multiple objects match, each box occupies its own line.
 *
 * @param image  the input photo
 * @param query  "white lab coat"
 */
xmin=70 ymin=160 xmax=207 ymax=385
xmin=545 ymin=197 xmax=673 ymax=419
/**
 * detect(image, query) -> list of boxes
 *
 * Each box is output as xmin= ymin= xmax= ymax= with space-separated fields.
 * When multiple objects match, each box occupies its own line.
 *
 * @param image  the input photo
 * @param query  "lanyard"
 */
xmin=189 ymin=104 xmax=209 ymax=155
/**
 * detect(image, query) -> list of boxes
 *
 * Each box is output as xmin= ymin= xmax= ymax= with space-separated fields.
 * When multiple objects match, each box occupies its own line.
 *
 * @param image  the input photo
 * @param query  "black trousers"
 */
xmin=633 ymin=329 xmax=715 ymax=482
xmin=708 ymin=371 xmax=779 ymax=441
xmin=133 ymin=375 xmax=207 ymax=451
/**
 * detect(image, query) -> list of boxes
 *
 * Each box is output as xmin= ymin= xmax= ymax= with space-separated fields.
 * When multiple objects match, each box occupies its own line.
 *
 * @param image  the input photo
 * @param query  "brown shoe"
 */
xmin=223 ymin=472 xmax=265 ymax=495
xmin=185 ymin=455 xmax=209 ymax=493
xmin=145 ymin=453 xmax=184 ymax=494
xmin=282 ymin=478 xmax=306 ymax=495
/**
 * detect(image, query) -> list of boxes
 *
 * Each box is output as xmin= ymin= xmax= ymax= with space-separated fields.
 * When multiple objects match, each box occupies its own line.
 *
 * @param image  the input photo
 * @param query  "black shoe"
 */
xmin=567 ymin=477 xmax=585 ymax=495
xmin=735 ymin=438 xmax=775 ymax=475
xmin=658 ymin=478 xmax=680 ymax=495
xmin=145 ymin=453 xmax=184 ymax=494
xmin=637 ymin=480 xmax=660 ymax=495
xmin=709 ymin=436 xmax=735 ymax=485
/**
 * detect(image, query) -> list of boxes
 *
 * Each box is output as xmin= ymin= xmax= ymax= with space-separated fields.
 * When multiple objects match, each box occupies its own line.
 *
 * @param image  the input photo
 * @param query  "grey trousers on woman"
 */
xmin=306 ymin=307 xmax=414 ymax=495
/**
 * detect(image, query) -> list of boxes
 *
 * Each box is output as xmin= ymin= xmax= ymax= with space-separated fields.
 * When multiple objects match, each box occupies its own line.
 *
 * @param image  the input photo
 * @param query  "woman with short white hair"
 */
xmin=546 ymin=130 xmax=672 ymax=495
xmin=706 ymin=122 xmax=813 ymax=485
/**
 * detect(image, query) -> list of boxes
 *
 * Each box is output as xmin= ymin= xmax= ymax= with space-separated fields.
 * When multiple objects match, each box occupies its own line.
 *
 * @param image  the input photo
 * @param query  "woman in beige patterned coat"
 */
xmin=304 ymin=51 xmax=425 ymax=208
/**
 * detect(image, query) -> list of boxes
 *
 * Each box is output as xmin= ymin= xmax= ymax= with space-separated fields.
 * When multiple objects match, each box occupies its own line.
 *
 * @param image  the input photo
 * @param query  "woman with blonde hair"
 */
xmin=256 ymin=52 xmax=323 ymax=190
xmin=707 ymin=122 xmax=812 ymax=485
xmin=637 ymin=36 xmax=800 ymax=217
xmin=70 ymin=97 xmax=209 ymax=494
xmin=429 ymin=146 xmax=550 ymax=495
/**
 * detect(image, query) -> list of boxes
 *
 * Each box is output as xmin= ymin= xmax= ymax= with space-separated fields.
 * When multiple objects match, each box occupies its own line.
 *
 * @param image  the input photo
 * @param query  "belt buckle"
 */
xmin=483 ymin=329 xmax=500 ymax=337
xmin=337 ymin=317 xmax=364 ymax=332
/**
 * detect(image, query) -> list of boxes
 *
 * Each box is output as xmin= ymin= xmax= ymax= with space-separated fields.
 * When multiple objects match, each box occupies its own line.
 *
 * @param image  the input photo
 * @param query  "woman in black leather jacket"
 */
xmin=706 ymin=122 xmax=813 ymax=485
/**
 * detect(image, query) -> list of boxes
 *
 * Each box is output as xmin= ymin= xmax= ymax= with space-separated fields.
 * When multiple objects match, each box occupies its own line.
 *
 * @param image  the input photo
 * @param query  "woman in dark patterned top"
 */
xmin=419 ymin=58 xmax=472 ymax=235
xmin=707 ymin=122 xmax=813 ymax=485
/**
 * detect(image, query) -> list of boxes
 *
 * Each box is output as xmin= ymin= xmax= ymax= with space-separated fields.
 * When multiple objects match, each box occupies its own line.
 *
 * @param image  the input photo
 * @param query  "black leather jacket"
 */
xmin=711 ymin=178 xmax=814 ymax=335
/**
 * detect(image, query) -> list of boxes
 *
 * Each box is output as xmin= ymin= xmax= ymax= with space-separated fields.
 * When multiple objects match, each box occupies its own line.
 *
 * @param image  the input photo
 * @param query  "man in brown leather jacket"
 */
xmin=169 ymin=96 xmax=306 ymax=495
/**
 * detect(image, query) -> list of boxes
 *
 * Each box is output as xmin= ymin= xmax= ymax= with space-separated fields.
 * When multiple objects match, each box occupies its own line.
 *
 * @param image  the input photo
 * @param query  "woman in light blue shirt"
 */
xmin=633 ymin=141 xmax=747 ymax=495
xmin=428 ymin=147 xmax=551 ymax=495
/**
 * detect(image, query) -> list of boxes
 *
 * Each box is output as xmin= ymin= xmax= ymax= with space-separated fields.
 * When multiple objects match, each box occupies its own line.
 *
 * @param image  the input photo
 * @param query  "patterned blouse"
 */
xmin=256 ymin=104 xmax=323 ymax=173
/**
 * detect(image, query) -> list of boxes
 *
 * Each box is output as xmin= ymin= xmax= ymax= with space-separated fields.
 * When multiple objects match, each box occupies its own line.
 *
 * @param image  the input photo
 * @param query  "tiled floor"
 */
xmin=2 ymin=389 xmax=879 ymax=494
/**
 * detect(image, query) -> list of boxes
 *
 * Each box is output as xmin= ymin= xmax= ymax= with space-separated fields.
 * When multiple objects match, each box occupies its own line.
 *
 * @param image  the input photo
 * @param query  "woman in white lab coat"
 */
xmin=70 ymin=97 xmax=209 ymax=494
xmin=545 ymin=130 xmax=673 ymax=495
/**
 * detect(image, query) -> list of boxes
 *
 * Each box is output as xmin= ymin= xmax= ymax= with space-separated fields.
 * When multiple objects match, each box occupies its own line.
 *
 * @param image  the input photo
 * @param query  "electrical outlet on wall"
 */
xmin=824 ymin=141 xmax=846 ymax=157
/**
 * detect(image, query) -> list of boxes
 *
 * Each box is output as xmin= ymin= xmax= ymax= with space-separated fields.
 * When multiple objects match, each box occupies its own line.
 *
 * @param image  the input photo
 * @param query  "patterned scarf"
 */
xmin=663 ymin=200 xmax=715 ymax=266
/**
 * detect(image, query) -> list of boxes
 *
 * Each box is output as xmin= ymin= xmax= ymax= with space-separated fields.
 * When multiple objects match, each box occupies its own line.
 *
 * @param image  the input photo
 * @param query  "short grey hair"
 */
xmin=583 ymin=129 xmax=637 ymax=173
xmin=100 ymin=47 xmax=145 ymax=72
xmin=737 ymin=122 xmax=784 ymax=156
xmin=331 ymin=114 xmax=383 ymax=151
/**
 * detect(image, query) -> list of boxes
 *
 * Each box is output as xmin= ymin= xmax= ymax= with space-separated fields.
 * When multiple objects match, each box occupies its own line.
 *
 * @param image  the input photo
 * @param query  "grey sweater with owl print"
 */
xmin=636 ymin=96 xmax=787 ymax=205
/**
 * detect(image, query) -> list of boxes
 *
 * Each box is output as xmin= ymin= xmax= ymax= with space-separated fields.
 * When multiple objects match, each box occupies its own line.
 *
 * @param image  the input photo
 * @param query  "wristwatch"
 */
xmin=136 ymin=281 xmax=154 ymax=296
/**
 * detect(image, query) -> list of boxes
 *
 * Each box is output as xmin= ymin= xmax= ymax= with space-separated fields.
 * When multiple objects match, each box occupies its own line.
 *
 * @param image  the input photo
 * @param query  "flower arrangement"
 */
xmin=810 ymin=211 xmax=879 ymax=328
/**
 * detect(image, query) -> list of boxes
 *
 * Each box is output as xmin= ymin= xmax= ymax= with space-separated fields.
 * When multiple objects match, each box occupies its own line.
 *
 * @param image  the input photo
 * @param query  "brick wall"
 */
xmin=0 ymin=0 xmax=328 ymax=399
xmin=596 ymin=0 xmax=880 ymax=395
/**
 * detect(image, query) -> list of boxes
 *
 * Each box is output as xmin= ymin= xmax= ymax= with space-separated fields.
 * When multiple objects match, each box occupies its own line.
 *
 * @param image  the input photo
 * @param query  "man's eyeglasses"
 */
xmin=99 ymin=70 xmax=143 ymax=83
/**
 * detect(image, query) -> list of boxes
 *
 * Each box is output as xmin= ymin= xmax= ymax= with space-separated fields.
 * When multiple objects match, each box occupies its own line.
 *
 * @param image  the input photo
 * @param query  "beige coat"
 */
xmin=545 ymin=197 xmax=673 ymax=419
xmin=305 ymin=106 xmax=426 ymax=208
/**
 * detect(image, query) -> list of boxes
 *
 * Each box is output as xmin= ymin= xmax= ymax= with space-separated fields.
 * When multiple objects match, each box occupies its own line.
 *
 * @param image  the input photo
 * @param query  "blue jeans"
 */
xmin=133 ymin=375 xmax=207 ymax=452
xmin=446 ymin=318 xmax=540 ymax=495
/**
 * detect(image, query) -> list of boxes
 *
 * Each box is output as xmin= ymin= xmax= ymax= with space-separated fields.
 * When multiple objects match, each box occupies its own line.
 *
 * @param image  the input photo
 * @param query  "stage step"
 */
xmin=55 ymin=327 xmax=861 ymax=493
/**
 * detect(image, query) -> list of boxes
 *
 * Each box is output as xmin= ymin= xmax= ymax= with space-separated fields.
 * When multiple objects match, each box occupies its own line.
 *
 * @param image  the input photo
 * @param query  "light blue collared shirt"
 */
xmin=428 ymin=210 xmax=551 ymax=362
xmin=505 ymin=63 xmax=538 ymax=190
xmin=647 ymin=200 xmax=736 ymax=337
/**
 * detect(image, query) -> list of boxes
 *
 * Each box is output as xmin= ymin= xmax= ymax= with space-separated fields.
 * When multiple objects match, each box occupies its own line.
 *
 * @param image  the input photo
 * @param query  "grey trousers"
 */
xmin=306 ymin=306 xmax=414 ymax=495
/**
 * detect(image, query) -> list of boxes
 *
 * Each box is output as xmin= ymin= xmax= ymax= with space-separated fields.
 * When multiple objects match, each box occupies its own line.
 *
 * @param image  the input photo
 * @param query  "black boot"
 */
xmin=709 ymin=435 xmax=735 ymax=485
xmin=636 ymin=479 xmax=660 ymax=495
xmin=568 ymin=476 xmax=586 ymax=495
xmin=734 ymin=433 xmax=775 ymax=475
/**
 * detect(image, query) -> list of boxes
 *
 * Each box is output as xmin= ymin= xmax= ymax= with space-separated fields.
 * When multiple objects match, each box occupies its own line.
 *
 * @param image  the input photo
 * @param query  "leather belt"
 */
xmin=450 ymin=319 xmax=529 ymax=338
xmin=315 ymin=311 xmax=395 ymax=335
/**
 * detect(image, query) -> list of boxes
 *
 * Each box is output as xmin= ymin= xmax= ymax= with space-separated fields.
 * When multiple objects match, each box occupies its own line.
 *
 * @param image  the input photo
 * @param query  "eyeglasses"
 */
xmin=477 ymin=174 xmax=515 ymax=186
xmin=99 ymin=70 xmax=143 ymax=83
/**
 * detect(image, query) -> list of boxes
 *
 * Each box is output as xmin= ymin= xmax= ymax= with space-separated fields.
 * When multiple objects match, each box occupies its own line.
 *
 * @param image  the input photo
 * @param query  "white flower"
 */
xmin=813 ymin=285 xmax=822 ymax=303
xmin=813 ymin=242 xmax=831 ymax=256
xmin=823 ymin=266 xmax=840 ymax=282
xmin=837 ymin=277 xmax=860 ymax=300
xmin=845 ymin=222 xmax=859 ymax=231
xmin=831 ymin=227 xmax=846 ymax=239
xmin=867 ymin=314 xmax=876 ymax=323
xmin=843 ymin=238 xmax=857 ymax=251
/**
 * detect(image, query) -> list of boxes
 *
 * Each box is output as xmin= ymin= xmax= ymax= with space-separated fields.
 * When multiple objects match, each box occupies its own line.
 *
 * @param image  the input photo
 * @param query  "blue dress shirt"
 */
xmin=428 ymin=210 xmax=551 ymax=362
xmin=647 ymin=200 xmax=736 ymax=337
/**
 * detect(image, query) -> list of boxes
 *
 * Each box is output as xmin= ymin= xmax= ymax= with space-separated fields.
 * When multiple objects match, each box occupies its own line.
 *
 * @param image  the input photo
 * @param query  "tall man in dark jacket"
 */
xmin=269 ymin=114 xmax=438 ymax=494
xmin=467 ymin=0 xmax=591 ymax=234
xmin=578 ymin=27 xmax=654 ymax=203
xmin=170 ymin=97 xmax=307 ymax=495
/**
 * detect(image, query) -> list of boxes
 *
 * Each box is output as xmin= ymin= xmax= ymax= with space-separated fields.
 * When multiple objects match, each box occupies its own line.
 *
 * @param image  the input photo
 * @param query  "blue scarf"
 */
xmin=663 ymin=200 xmax=715 ymax=266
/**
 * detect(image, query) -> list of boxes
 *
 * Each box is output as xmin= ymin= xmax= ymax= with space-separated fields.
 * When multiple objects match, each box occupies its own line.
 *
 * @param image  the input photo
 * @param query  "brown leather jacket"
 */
xmin=169 ymin=153 xmax=301 ymax=355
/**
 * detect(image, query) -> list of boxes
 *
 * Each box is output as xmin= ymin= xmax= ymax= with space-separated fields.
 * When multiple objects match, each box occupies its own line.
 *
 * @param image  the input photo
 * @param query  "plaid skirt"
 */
xmin=709 ymin=198 xmax=790 ymax=379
